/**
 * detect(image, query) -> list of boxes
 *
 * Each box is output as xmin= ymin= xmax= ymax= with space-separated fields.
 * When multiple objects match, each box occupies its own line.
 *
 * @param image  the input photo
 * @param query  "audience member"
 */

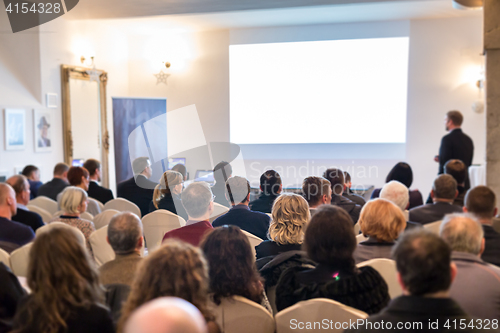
xmin=117 ymin=157 xmax=157 ymax=217
xmin=149 ymin=170 xmax=188 ymax=220
xmin=171 ymin=163 xmax=188 ymax=181
xmin=354 ymin=198 xmax=406 ymax=264
xmin=12 ymin=227 xmax=114 ymax=333
xmin=409 ymin=174 xmax=462 ymax=224
xmin=379 ymin=180 xmax=421 ymax=230
xmin=211 ymin=161 xmax=232 ymax=208
xmin=0 ymin=183 xmax=34 ymax=252
xmin=118 ymin=240 xmax=219 ymax=333
xmin=162 ymin=182 xmax=214 ymax=246
xmin=21 ymin=165 xmax=42 ymax=199
xmin=371 ymin=162 xmax=424 ymax=209
xmin=6 ymin=175 xmax=44 ymax=232
xmin=123 ymin=297 xmax=207 ymax=333
xmin=463 ymin=186 xmax=500 ymax=267
xmin=301 ymin=176 xmax=332 ymax=215
xmin=343 ymin=171 xmax=366 ymax=207
xmin=37 ymin=162 xmax=69 ymax=201
xmin=426 ymin=159 xmax=468 ymax=206
xmin=0 ymin=262 xmax=26 ymax=333
xmin=99 ymin=212 xmax=143 ymax=286
xmin=323 ymin=168 xmax=361 ymax=223
xmin=276 ymin=205 xmax=389 ymax=313
xmin=57 ymin=166 xmax=101 ymax=216
xmin=440 ymin=214 xmax=500 ymax=320
xmin=249 ymin=170 xmax=282 ymax=214
xmin=84 ymin=159 xmax=114 ymax=204
xmin=212 ymin=176 xmax=270 ymax=240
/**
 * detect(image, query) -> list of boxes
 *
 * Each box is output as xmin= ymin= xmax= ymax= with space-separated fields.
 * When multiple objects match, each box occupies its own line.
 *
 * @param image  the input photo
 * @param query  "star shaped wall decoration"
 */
xmin=154 ymin=71 xmax=170 ymax=85
xmin=86 ymin=68 xmax=101 ymax=83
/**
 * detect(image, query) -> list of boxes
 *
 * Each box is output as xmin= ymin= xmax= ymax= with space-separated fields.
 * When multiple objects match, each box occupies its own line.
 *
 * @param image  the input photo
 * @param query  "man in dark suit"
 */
xmin=21 ymin=165 xmax=42 ymax=199
xmin=213 ymin=176 xmax=270 ymax=240
xmin=463 ymin=186 xmax=500 ymax=267
xmin=6 ymin=175 xmax=44 ymax=232
xmin=83 ymin=159 xmax=114 ymax=205
xmin=409 ymin=174 xmax=462 ymax=225
xmin=435 ymin=110 xmax=474 ymax=190
xmin=37 ymin=163 xmax=70 ymax=201
xmin=302 ymin=176 xmax=332 ymax=216
xmin=323 ymin=168 xmax=361 ymax=224
xmin=343 ymin=171 xmax=366 ymax=207
xmin=249 ymin=170 xmax=282 ymax=214
xmin=426 ymin=159 xmax=468 ymax=207
xmin=117 ymin=157 xmax=156 ymax=218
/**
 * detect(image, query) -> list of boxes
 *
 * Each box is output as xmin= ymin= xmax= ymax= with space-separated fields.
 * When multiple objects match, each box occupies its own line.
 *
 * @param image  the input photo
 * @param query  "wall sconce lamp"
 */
xmin=154 ymin=62 xmax=171 ymax=85
xmin=452 ymin=0 xmax=483 ymax=10
xmin=472 ymin=67 xmax=485 ymax=114
xmin=80 ymin=56 xmax=95 ymax=67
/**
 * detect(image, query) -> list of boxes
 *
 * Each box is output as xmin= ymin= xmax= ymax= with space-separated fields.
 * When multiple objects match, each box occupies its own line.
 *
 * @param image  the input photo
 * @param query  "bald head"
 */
xmin=440 ymin=213 xmax=484 ymax=255
xmin=107 ymin=212 xmax=143 ymax=254
xmin=0 ymin=183 xmax=17 ymax=219
xmin=124 ymin=297 xmax=208 ymax=333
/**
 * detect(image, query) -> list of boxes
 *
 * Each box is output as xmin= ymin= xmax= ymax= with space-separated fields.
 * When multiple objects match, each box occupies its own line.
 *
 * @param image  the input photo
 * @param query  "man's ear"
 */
xmin=396 ymin=272 xmax=409 ymax=295
xmin=106 ymin=236 xmax=110 ymax=245
xmin=479 ymin=238 xmax=485 ymax=256
xmin=136 ymin=236 xmax=144 ymax=250
xmin=494 ymin=207 xmax=498 ymax=217
xmin=463 ymin=206 xmax=468 ymax=213
xmin=450 ymin=262 xmax=458 ymax=284
xmin=246 ymin=193 xmax=251 ymax=202
xmin=454 ymin=190 xmax=458 ymax=199
xmin=430 ymin=190 xmax=435 ymax=199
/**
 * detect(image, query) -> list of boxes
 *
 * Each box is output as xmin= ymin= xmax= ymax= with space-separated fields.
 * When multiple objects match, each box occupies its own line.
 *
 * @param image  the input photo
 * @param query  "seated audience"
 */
xmin=12 ymin=227 xmax=114 ymax=333
xmin=117 ymin=240 xmax=219 ymax=333
xmin=249 ymin=170 xmax=282 ymax=214
xmin=354 ymin=198 xmax=406 ymax=264
xmin=0 ymin=262 xmax=26 ymax=333
xmin=426 ymin=159 xmax=468 ymax=207
xmin=21 ymin=165 xmax=42 ymax=199
xmin=200 ymin=226 xmax=271 ymax=313
xmin=0 ymin=183 xmax=34 ymax=252
xmin=371 ymin=162 xmax=424 ymax=209
xmin=117 ymin=157 xmax=156 ymax=217
xmin=149 ymin=170 xmax=188 ymax=220
xmin=276 ymin=205 xmax=389 ymax=313
xmin=343 ymin=171 xmax=366 ymax=207
xmin=6 ymin=175 xmax=44 ymax=232
xmin=463 ymin=186 xmax=500 ymax=267
xmin=84 ymin=159 xmax=114 ymax=204
xmin=162 ymin=182 xmax=214 ymax=246
xmin=37 ymin=162 xmax=69 ymax=201
xmin=301 ymin=176 xmax=332 ymax=215
xmin=440 ymin=214 xmax=500 ymax=320
xmin=323 ymin=168 xmax=361 ymax=223
xmin=212 ymin=176 xmax=271 ymax=240
xmin=99 ymin=212 xmax=143 ymax=286
xmin=347 ymin=229 xmax=477 ymax=333
xmin=57 ymin=166 xmax=101 ymax=216
xmin=210 ymin=161 xmax=232 ymax=208
xmin=409 ymin=174 xmax=462 ymax=224
xmin=379 ymin=180 xmax=421 ymax=230
xmin=123 ymin=297 xmax=208 ymax=333
xmin=171 ymin=163 xmax=188 ymax=181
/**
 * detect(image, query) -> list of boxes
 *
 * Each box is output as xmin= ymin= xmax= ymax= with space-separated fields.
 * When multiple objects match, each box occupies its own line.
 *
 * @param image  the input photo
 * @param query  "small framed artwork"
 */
xmin=4 ymin=108 xmax=26 ymax=150
xmin=34 ymin=109 xmax=52 ymax=152
xmin=46 ymin=93 xmax=58 ymax=108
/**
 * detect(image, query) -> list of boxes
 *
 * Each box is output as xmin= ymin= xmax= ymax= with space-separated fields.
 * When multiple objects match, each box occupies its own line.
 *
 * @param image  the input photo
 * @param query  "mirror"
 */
xmin=61 ymin=65 xmax=110 ymax=188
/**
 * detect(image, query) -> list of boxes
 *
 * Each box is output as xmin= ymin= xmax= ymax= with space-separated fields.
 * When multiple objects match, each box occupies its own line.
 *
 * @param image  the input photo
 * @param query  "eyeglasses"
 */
xmin=211 ymin=194 xmax=216 ymax=202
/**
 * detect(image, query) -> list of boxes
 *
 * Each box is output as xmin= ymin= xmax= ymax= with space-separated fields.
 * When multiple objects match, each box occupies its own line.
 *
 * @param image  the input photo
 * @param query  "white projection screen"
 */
xmin=229 ymin=37 xmax=410 ymax=145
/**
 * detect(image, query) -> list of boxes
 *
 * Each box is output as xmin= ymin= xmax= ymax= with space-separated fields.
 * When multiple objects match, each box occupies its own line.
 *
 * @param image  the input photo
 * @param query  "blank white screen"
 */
xmin=229 ymin=37 xmax=409 ymax=144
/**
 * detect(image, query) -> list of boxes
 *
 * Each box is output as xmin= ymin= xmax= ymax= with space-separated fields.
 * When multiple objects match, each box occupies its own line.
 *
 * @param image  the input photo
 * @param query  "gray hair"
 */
xmin=60 ymin=186 xmax=88 ymax=215
xmin=181 ymin=182 xmax=213 ymax=218
xmin=108 ymin=212 xmax=143 ymax=254
xmin=380 ymin=180 xmax=409 ymax=211
xmin=225 ymin=176 xmax=250 ymax=205
xmin=440 ymin=213 xmax=483 ymax=255
xmin=433 ymin=174 xmax=457 ymax=200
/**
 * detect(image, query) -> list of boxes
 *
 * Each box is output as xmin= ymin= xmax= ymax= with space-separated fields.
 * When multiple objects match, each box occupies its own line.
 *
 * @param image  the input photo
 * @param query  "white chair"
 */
xmin=209 ymin=202 xmax=230 ymax=223
xmin=240 ymin=230 xmax=263 ymax=259
xmin=26 ymin=205 xmax=52 ymax=223
xmin=81 ymin=211 xmax=94 ymax=221
xmin=354 ymin=223 xmax=360 ymax=235
xmin=10 ymin=243 xmax=33 ymax=277
xmin=142 ymin=210 xmax=186 ymax=253
xmin=89 ymin=226 xmax=115 ymax=267
xmin=356 ymin=233 xmax=368 ymax=244
xmin=93 ymin=209 xmax=120 ymax=229
xmin=96 ymin=200 xmax=105 ymax=212
xmin=357 ymin=258 xmax=402 ymax=299
xmin=275 ymin=298 xmax=368 ymax=333
xmin=36 ymin=222 xmax=86 ymax=245
xmin=104 ymin=198 xmax=141 ymax=218
xmin=424 ymin=220 xmax=442 ymax=235
xmin=212 ymin=296 xmax=274 ymax=333
xmin=28 ymin=196 xmax=58 ymax=215
xmin=0 ymin=248 xmax=10 ymax=268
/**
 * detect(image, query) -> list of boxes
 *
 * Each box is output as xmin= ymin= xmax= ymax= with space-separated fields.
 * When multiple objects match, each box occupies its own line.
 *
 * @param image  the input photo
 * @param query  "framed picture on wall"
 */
xmin=4 ymin=108 xmax=26 ymax=151
xmin=33 ymin=109 xmax=52 ymax=153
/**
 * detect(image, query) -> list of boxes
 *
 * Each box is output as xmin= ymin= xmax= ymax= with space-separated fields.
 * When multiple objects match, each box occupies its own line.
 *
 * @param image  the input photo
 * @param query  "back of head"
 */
xmin=260 ymin=170 xmax=282 ymax=196
xmin=392 ymin=229 xmax=452 ymax=296
xmin=132 ymin=157 xmax=150 ymax=176
xmin=213 ymin=161 xmax=232 ymax=184
xmin=359 ymin=198 xmax=406 ymax=242
xmin=225 ymin=176 xmax=250 ymax=205
xmin=432 ymin=174 xmax=457 ymax=200
xmin=171 ymin=164 xmax=187 ymax=180
xmin=302 ymin=176 xmax=331 ymax=206
xmin=270 ymin=193 xmax=310 ymax=245
xmin=440 ymin=213 xmax=483 ymax=255
xmin=465 ymin=186 xmax=496 ymax=220
xmin=444 ymin=159 xmax=466 ymax=185
xmin=386 ymin=162 xmax=413 ymax=188
xmin=344 ymin=171 xmax=351 ymax=184
xmin=0 ymin=183 xmax=15 ymax=208
xmin=108 ymin=212 xmax=143 ymax=254
xmin=181 ymin=182 xmax=213 ymax=218
xmin=6 ymin=174 xmax=28 ymax=197
xmin=447 ymin=110 xmax=463 ymax=127
xmin=53 ymin=163 xmax=70 ymax=177
xmin=67 ymin=167 xmax=89 ymax=186
xmin=323 ymin=168 xmax=345 ymax=195
xmin=379 ymin=180 xmax=409 ymax=211
xmin=22 ymin=165 xmax=39 ymax=178
xmin=83 ymin=159 xmax=101 ymax=177
xmin=60 ymin=186 xmax=88 ymax=215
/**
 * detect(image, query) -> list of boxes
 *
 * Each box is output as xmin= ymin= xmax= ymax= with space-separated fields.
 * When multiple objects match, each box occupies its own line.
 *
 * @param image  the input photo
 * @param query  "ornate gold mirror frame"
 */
xmin=60 ymin=65 xmax=110 ymax=188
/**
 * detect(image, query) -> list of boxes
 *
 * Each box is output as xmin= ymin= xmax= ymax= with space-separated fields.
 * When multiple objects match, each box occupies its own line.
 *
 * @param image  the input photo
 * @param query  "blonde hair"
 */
xmin=359 ymin=198 xmax=406 ymax=242
xmin=153 ymin=171 xmax=183 ymax=209
xmin=60 ymin=186 xmax=88 ymax=215
xmin=269 ymin=193 xmax=310 ymax=245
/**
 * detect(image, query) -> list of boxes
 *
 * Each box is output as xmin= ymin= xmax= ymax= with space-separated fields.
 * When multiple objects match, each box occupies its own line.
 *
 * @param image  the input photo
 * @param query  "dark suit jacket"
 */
xmin=409 ymin=202 xmax=463 ymax=225
xmin=439 ymin=128 xmax=474 ymax=189
xmin=249 ymin=194 xmax=279 ymax=214
xmin=426 ymin=185 xmax=467 ymax=207
xmin=255 ymin=240 xmax=302 ymax=260
xmin=343 ymin=189 xmax=366 ymax=207
xmin=211 ymin=182 xmax=230 ymax=208
xmin=117 ymin=175 xmax=156 ymax=217
xmin=11 ymin=207 xmax=44 ymax=232
xmin=88 ymin=181 xmax=114 ymax=205
xmin=149 ymin=194 xmax=188 ymax=221
xmin=27 ymin=180 xmax=42 ymax=200
xmin=212 ymin=205 xmax=271 ymax=240
xmin=0 ymin=217 xmax=35 ymax=247
xmin=481 ymin=225 xmax=500 ymax=267
xmin=331 ymin=194 xmax=361 ymax=224
xmin=37 ymin=178 xmax=69 ymax=201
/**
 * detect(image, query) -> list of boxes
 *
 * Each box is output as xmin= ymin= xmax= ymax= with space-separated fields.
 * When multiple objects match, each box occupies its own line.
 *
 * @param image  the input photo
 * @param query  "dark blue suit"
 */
xmin=117 ymin=175 xmax=156 ymax=217
xmin=439 ymin=128 xmax=474 ymax=189
xmin=212 ymin=205 xmax=270 ymax=240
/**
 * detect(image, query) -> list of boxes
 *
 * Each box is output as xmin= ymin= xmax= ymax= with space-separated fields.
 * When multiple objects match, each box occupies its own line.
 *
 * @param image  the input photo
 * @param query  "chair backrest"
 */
xmin=356 ymin=233 xmax=368 ymax=244
xmin=212 ymin=296 xmax=274 ymax=333
xmin=357 ymin=258 xmax=402 ymax=299
xmin=81 ymin=211 xmax=94 ymax=221
xmin=36 ymin=222 xmax=86 ymax=245
xmin=209 ymin=202 xmax=230 ymax=223
xmin=28 ymin=196 xmax=58 ymax=215
xmin=423 ymin=220 xmax=442 ymax=235
xmin=26 ymin=205 xmax=52 ymax=224
xmin=142 ymin=210 xmax=186 ymax=253
xmin=354 ymin=223 xmax=360 ymax=235
xmin=240 ymin=230 xmax=263 ymax=260
xmin=93 ymin=209 xmax=121 ymax=229
xmin=104 ymin=198 xmax=142 ymax=218
xmin=10 ymin=242 xmax=33 ymax=277
xmin=89 ymin=225 xmax=115 ymax=267
xmin=275 ymin=298 xmax=368 ymax=333
xmin=96 ymin=200 xmax=105 ymax=211
xmin=0 ymin=248 xmax=10 ymax=268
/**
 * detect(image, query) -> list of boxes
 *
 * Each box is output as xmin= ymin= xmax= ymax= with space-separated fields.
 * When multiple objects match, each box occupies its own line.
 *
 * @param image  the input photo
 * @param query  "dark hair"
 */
xmin=447 ymin=110 xmax=463 ymax=126
xmin=67 ymin=167 xmax=89 ymax=186
xmin=432 ymin=174 xmax=457 ymax=200
xmin=323 ymin=168 xmax=345 ymax=195
xmin=107 ymin=212 xmax=142 ymax=254
xmin=301 ymin=176 xmax=330 ymax=206
xmin=465 ymin=186 xmax=496 ymax=219
xmin=445 ymin=159 xmax=466 ymax=185
xmin=385 ymin=162 xmax=413 ymax=188
xmin=304 ymin=205 xmax=355 ymax=271
xmin=225 ymin=176 xmax=250 ymax=205
xmin=213 ymin=161 xmax=232 ymax=184
xmin=22 ymin=165 xmax=39 ymax=178
xmin=200 ymin=226 xmax=263 ymax=305
xmin=53 ymin=163 xmax=70 ymax=176
xmin=260 ymin=170 xmax=282 ymax=196
xmin=392 ymin=229 xmax=452 ymax=296
xmin=171 ymin=164 xmax=187 ymax=179
xmin=344 ymin=171 xmax=351 ymax=184
xmin=83 ymin=159 xmax=100 ymax=176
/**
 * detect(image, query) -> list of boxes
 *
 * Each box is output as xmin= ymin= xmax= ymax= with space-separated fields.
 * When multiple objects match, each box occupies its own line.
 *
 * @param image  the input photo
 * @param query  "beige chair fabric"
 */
xmin=354 ymin=223 xmax=360 ymax=235
xmin=89 ymin=225 xmax=115 ymax=267
xmin=28 ymin=196 xmax=58 ymax=215
xmin=356 ymin=233 xmax=368 ymax=244
xmin=209 ymin=202 xmax=230 ymax=223
xmin=10 ymin=243 xmax=33 ymax=277
xmin=0 ymin=248 xmax=10 ymax=268
xmin=423 ymin=220 xmax=442 ymax=235
xmin=267 ymin=286 xmax=278 ymax=316
xmin=93 ymin=209 xmax=120 ymax=229
xmin=26 ymin=205 xmax=52 ymax=224
xmin=142 ymin=210 xmax=186 ymax=253
xmin=275 ymin=298 xmax=368 ymax=333
xmin=240 ymin=230 xmax=263 ymax=260
xmin=212 ymin=295 xmax=275 ymax=333
xmin=357 ymin=258 xmax=402 ymax=299
xmin=104 ymin=198 xmax=142 ymax=218
xmin=81 ymin=211 xmax=94 ymax=221
xmin=36 ymin=221 xmax=87 ymax=245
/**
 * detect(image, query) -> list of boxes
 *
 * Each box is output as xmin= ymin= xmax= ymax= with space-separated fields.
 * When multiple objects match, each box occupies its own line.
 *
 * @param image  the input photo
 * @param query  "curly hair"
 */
xmin=270 ymin=193 xmax=310 ymax=245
